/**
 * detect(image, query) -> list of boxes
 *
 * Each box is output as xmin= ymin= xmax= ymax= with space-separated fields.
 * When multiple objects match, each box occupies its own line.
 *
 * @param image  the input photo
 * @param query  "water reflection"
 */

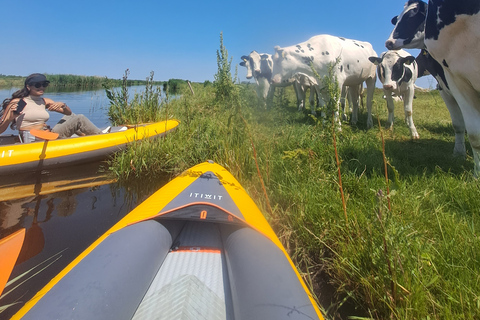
xmin=0 ymin=161 xmax=140 ymax=318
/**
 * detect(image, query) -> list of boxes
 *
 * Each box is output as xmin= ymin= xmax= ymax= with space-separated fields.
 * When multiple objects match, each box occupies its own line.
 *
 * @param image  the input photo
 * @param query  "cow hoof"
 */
xmin=412 ymin=134 xmax=420 ymax=140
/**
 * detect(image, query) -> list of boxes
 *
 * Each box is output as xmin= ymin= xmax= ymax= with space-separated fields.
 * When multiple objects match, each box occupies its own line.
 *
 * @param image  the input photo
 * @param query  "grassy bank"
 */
xmin=108 ymin=79 xmax=479 ymax=319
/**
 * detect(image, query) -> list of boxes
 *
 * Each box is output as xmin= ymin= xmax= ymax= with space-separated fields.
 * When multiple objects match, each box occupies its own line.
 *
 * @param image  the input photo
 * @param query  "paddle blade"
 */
xmin=0 ymin=229 xmax=25 ymax=296
xmin=30 ymin=129 xmax=59 ymax=141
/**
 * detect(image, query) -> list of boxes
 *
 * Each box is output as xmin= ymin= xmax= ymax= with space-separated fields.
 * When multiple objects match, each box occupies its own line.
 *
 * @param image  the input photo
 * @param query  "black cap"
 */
xmin=25 ymin=74 xmax=49 ymax=85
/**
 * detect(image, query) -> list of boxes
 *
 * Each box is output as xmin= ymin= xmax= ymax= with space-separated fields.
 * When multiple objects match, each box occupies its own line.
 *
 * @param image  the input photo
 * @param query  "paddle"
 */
xmin=29 ymin=129 xmax=59 ymax=141
xmin=0 ymin=229 xmax=25 ymax=296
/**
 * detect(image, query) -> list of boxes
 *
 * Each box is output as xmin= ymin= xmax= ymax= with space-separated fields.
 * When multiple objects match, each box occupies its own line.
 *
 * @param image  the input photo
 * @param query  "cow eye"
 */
xmin=391 ymin=16 xmax=398 ymax=25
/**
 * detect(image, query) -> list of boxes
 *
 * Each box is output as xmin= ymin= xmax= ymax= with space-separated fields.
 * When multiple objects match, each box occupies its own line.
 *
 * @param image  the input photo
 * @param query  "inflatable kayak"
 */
xmin=0 ymin=120 xmax=179 ymax=176
xmin=9 ymin=161 xmax=324 ymax=320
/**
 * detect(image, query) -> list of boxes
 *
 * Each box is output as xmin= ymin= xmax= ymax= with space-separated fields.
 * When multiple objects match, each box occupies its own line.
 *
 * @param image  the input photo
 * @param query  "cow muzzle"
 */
xmin=383 ymin=84 xmax=394 ymax=91
xmin=385 ymin=40 xmax=395 ymax=50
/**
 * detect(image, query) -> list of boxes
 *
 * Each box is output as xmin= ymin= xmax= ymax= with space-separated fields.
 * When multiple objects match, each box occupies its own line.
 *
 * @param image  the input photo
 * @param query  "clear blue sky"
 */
xmin=1 ymin=0 xmax=435 ymax=88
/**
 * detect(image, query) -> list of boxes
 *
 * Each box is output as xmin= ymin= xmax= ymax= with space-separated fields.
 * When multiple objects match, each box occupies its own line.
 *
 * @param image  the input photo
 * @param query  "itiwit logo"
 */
xmin=189 ymin=192 xmax=223 ymax=201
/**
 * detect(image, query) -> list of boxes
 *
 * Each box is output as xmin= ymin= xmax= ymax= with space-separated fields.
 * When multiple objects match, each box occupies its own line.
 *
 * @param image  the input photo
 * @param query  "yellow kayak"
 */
xmin=10 ymin=161 xmax=324 ymax=320
xmin=0 ymin=120 xmax=179 ymax=176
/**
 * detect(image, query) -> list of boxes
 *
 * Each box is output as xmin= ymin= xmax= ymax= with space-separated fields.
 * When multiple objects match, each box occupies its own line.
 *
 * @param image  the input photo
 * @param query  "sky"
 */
xmin=0 ymin=0 xmax=436 ymax=89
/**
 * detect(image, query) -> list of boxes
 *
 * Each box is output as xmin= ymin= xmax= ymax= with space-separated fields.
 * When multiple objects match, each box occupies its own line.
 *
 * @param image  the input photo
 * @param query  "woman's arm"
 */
xmin=44 ymin=98 xmax=72 ymax=115
xmin=0 ymin=99 xmax=19 ymax=134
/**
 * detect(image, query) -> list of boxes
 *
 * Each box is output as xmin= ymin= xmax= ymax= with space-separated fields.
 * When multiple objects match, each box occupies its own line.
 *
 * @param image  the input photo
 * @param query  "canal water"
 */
xmin=0 ymin=86 xmax=162 ymax=318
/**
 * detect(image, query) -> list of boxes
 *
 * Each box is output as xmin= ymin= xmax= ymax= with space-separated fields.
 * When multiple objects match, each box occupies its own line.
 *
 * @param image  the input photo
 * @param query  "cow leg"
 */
xmin=384 ymin=90 xmax=396 ymax=130
xmin=348 ymin=85 xmax=360 ymax=125
xmin=257 ymin=78 xmax=270 ymax=109
xmin=365 ymin=76 xmax=376 ymax=129
xmin=294 ymin=82 xmax=307 ymax=112
xmin=403 ymin=88 xmax=419 ymax=139
xmin=439 ymin=88 xmax=466 ymax=157
xmin=308 ymin=86 xmax=316 ymax=115
xmin=266 ymin=86 xmax=275 ymax=108
xmin=446 ymin=76 xmax=480 ymax=176
xmin=340 ymin=85 xmax=348 ymax=121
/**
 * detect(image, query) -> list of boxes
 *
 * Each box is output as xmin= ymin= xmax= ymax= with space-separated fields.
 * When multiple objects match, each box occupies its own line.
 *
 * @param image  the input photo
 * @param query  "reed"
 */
xmin=104 ymin=70 xmax=167 ymax=125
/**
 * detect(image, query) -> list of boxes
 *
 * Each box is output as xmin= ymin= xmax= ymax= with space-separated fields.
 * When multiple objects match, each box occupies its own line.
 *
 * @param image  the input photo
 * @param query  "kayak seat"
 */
xmin=222 ymin=227 xmax=319 ymax=320
xmin=21 ymin=220 xmax=173 ymax=320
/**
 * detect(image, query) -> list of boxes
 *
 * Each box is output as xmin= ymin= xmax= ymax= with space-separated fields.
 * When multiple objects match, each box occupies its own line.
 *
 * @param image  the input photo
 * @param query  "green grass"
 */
xmin=109 ymin=82 xmax=479 ymax=319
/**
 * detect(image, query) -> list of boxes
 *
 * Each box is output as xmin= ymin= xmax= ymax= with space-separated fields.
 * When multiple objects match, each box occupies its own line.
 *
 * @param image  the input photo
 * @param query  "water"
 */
xmin=0 ymin=86 xmax=163 ymax=318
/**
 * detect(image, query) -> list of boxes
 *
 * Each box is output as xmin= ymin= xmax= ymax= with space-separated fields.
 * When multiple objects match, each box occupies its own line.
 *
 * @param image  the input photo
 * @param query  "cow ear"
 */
xmin=369 ymin=56 xmax=382 ymax=65
xmin=240 ymin=61 xmax=246 ymax=67
xmin=402 ymin=56 xmax=416 ymax=65
xmin=241 ymin=55 xmax=248 ymax=61
xmin=391 ymin=16 xmax=398 ymax=25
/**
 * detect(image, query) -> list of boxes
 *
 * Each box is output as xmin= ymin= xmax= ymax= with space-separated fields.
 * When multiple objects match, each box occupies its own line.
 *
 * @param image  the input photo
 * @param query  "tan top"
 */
xmin=16 ymin=96 xmax=50 ymax=129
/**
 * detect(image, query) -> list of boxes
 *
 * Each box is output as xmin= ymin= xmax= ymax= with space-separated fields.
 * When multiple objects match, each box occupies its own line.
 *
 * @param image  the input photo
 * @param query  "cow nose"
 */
xmin=383 ymin=84 xmax=394 ymax=91
xmin=385 ymin=40 xmax=395 ymax=50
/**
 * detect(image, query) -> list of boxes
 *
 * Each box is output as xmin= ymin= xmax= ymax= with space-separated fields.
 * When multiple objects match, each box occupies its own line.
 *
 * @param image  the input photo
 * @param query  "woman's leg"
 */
xmin=52 ymin=114 xmax=102 ymax=138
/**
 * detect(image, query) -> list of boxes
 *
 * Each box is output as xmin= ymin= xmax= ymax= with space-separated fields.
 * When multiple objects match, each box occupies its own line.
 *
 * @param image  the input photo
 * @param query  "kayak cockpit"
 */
xmin=20 ymin=217 xmax=319 ymax=320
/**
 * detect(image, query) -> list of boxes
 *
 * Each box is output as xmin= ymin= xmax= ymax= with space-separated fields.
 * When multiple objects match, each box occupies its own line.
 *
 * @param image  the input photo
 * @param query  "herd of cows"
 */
xmin=240 ymin=0 xmax=480 ymax=176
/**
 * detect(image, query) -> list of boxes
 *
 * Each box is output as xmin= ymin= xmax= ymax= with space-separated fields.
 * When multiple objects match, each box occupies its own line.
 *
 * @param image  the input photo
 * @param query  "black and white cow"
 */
xmin=271 ymin=34 xmax=377 ymax=127
xmin=240 ymin=51 xmax=274 ymax=106
xmin=415 ymin=49 xmax=466 ymax=156
xmin=369 ymin=50 xmax=419 ymax=139
xmin=386 ymin=0 xmax=480 ymax=175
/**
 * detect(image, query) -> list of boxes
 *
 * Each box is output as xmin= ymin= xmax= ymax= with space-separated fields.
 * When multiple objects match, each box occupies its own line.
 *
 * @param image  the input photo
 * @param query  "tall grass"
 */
xmin=108 ymin=41 xmax=479 ymax=319
xmin=104 ymin=70 xmax=167 ymax=125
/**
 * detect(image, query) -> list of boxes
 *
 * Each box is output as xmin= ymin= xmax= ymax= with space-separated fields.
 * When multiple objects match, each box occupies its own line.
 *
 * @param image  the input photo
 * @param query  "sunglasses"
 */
xmin=31 ymin=82 xmax=50 ymax=88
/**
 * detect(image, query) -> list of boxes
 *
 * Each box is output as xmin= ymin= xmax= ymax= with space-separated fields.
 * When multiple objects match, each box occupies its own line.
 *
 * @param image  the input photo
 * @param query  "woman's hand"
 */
xmin=46 ymin=102 xmax=65 ymax=112
xmin=45 ymin=99 xmax=72 ymax=115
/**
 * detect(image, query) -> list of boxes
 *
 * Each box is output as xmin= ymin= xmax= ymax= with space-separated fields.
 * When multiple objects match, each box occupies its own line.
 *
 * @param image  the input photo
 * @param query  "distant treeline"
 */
xmin=0 ymin=74 xmax=212 ymax=92
xmin=0 ymin=74 xmax=160 ymax=89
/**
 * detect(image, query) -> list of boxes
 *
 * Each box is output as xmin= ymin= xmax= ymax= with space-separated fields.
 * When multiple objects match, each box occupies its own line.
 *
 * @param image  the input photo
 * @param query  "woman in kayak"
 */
xmin=0 ymin=73 xmax=109 ymax=142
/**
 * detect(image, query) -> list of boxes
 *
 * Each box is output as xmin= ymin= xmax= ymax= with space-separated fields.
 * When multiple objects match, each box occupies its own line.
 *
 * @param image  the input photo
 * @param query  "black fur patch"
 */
xmin=415 ymin=49 xmax=449 ymax=89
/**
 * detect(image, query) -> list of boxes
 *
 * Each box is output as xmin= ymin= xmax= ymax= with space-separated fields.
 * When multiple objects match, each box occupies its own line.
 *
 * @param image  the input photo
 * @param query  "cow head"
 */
xmin=240 ymin=55 xmax=253 ymax=79
xmin=369 ymin=51 xmax=416 ymax=91
xmin=240 ymin=51 xmax=271 ymax=80
xmin=385 ymin=0 xmax=427 ymax=50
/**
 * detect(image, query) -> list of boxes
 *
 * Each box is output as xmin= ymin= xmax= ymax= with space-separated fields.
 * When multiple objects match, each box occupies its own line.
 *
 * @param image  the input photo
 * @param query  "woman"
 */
xmin=0 ymin=73 xmax=108 ymax=143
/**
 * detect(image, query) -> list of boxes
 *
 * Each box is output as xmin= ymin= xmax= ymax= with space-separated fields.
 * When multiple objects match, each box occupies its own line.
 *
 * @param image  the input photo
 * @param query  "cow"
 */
xmin=369 ymin=50 xmax=419 ymax=139
xmin=240 ymin=51 xmax=319 ymax=112
xmin=386 ymin=0 xmax=480 ymax=175
xmin=415 ymin=49 xmax=466 ymax=157
xmin=271 ymin=34 xmax=377 ymax=127
xmin=240 ymin=51 xmax=274 ymax=107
